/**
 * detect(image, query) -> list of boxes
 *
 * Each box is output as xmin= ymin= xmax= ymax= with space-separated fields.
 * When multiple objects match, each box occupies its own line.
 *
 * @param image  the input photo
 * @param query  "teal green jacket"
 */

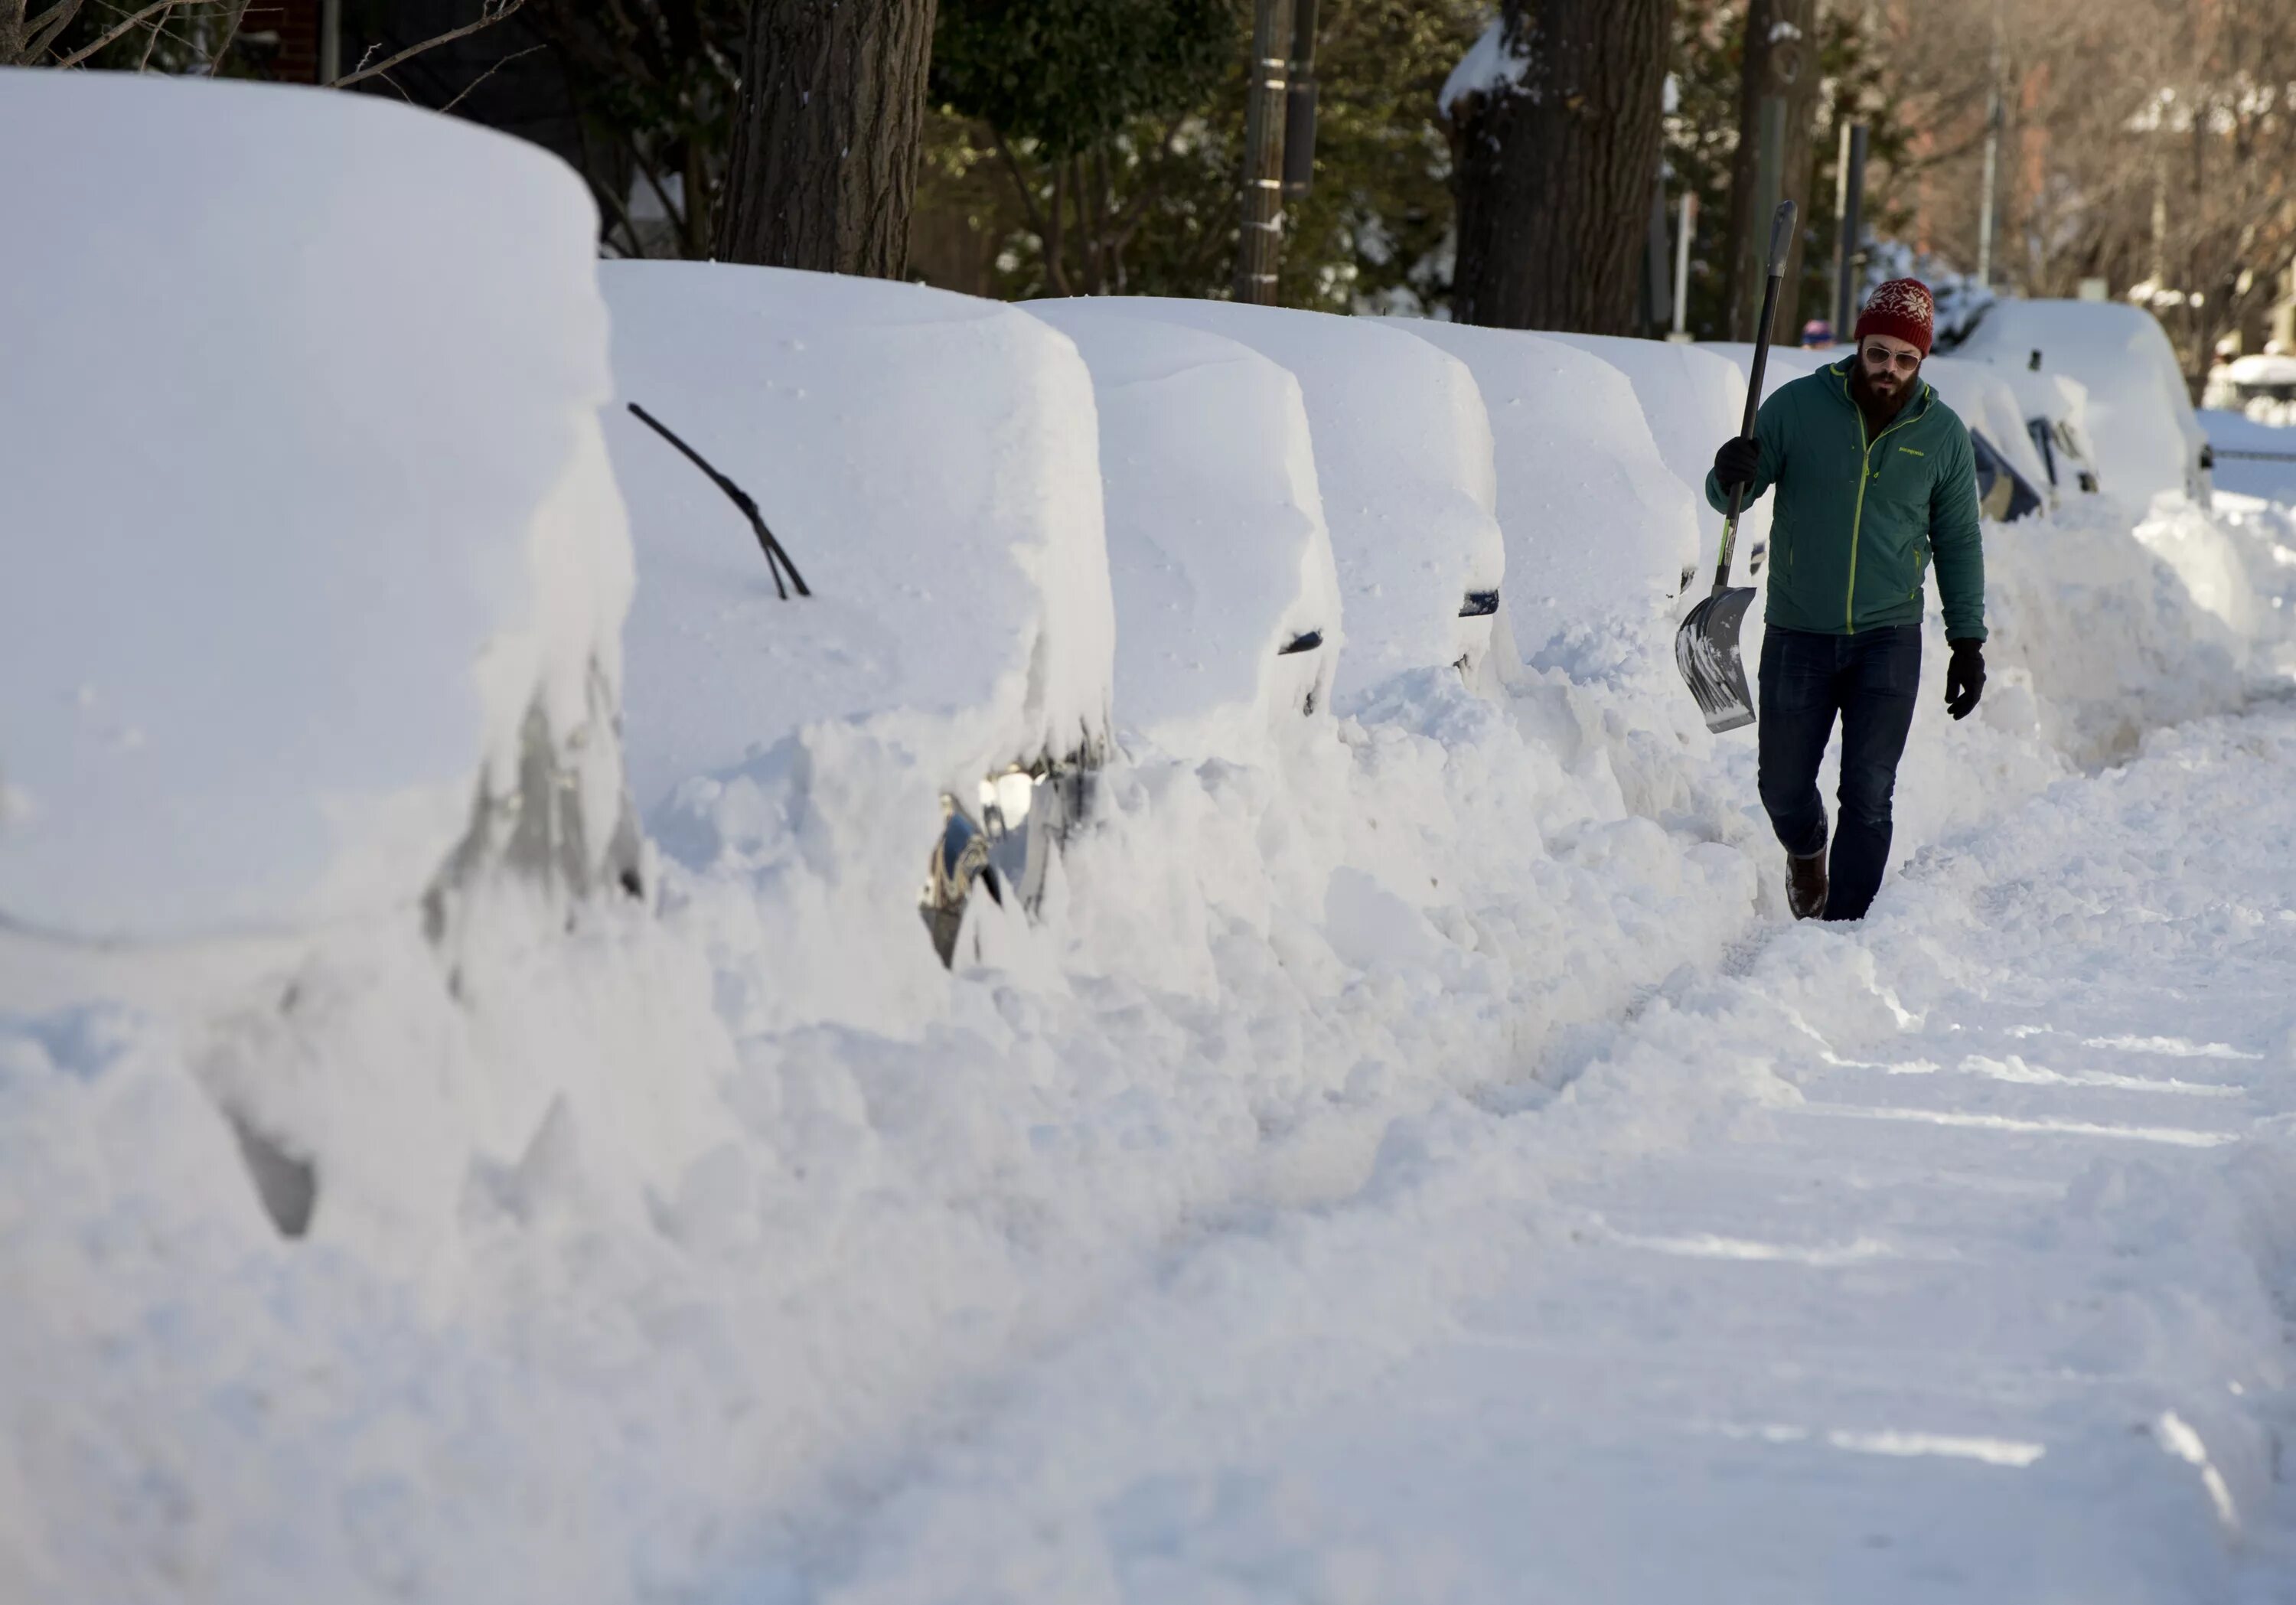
xmin=1704 ymin=358 xmax=1987 ymax=641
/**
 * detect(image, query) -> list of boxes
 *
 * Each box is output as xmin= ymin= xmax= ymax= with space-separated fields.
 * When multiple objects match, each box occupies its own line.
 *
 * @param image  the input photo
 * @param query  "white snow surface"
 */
xmin=1955 ymin=298 xmax=2212 ymax=514
xmin=1702 ymin=338 xmax=1833 ymax=400
xmin=1024 ymin=301 xmax=1341 ymax=760
xmin=1393 ymin=322 xmax=1700 ymax=681
xmin=0 ymin=70 xmax=628 ymax=941
xmin=1091 ymin=298 xmax=1505 ymax=708
xmin=9 ymin=132 xmax=2296 ymax=1603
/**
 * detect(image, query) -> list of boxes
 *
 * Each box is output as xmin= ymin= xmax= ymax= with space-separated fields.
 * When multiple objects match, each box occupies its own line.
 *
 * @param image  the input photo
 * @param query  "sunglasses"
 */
xmin=1861 ymin=344 xmax=1921 ymax=374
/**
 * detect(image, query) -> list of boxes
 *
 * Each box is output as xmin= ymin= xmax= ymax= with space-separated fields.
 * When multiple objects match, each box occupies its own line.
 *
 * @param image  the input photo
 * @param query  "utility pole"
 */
xmin=1835 ymin=122 xmax=1867 ymax=331
xmin=1283 ymin=0 xmax=1320 ymax=201
xmin=1235 ymin=0 xmax=1294 ymax=304
xmin=1725 ymin=0 xmax=1817 ymax=341
xmin=1976 ymin=7 xmax=2003 ymax=288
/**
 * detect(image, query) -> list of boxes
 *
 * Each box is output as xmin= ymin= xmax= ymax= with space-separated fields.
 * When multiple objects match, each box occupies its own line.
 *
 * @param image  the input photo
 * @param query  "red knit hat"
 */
xmin=1855 ymin=279 xmax=1936 ymax=356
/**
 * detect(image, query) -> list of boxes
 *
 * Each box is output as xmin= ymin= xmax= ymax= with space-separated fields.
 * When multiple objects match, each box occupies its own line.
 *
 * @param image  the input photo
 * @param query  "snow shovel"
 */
xmin=1675 ymin=197 xmax=1796 ymax=734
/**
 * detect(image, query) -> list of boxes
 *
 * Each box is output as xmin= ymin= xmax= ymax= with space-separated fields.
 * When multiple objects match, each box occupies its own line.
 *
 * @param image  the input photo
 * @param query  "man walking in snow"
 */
xmin=1707 ymin=278 xmax=1988 ymax=922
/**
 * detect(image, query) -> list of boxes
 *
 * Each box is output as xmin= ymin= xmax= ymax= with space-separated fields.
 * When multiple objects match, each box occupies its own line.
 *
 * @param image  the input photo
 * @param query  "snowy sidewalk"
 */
xmin=804 ymin=704 xmax=2296 ymax=1604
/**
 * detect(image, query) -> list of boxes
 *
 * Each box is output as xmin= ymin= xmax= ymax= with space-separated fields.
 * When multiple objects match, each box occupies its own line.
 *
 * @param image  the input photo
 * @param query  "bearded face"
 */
xmin=1856 ymin=334 xmax=1922 ymax=402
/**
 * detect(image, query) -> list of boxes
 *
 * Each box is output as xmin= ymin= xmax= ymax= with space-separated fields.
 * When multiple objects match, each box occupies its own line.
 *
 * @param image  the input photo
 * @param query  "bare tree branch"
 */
xmin=437 ymin=40 xmax=543 ymax=113
xmin=22 ymin=0 xmax=92 ymax=60
xmin=204 ymin=0 xmax=246 ymax=74
xmin=325 ymin=0 xmax=524 ymax=90
xmin=47 ymin=0 xmax=188 ymax=67
xmin=133 ymin=2 xmax=162 ymax=68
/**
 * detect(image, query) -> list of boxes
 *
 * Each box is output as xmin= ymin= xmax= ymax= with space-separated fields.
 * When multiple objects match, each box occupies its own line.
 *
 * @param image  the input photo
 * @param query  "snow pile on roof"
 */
xmin=0 ymin=70 xmax=632 ymax=942
xmin=1955 ymin=299 xmax=2210 ymax=513
xmin=1438 ymin=15 xmax=1529 ymax=117
xmin=1396 ymin=322 xmax=1699 ymax=681
xmin=2225 ymin=352 xmax=2296 ymax=389
xmin=601 ymin=263 xmax=1114 ymax=817
xmin=1102 ymin=299 xmax=1505 ymax=707
xmin=1026 ymin=301 xmax=1341 ymax=761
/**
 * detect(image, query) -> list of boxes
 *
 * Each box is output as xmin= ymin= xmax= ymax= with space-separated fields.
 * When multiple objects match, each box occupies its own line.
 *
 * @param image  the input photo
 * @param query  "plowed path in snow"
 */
xmin=805 ymin=704 xmax=2296 ymax=1605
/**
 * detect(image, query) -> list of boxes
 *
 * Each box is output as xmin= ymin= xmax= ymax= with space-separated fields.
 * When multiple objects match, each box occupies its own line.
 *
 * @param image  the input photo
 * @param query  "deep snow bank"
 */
xmin=0 ymin=70 xmax=633 ymax=942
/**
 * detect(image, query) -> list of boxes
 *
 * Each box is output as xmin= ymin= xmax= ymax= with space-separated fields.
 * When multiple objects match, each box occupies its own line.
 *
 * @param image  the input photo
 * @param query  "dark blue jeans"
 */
xmin=1757 ymin=624 xmax=1922 ymax=922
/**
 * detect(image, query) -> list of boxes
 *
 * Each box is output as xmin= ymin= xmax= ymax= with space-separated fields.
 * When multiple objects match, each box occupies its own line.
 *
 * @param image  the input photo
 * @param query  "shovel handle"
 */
xmin=1712 ymin=198 xmax=1797 ymax=597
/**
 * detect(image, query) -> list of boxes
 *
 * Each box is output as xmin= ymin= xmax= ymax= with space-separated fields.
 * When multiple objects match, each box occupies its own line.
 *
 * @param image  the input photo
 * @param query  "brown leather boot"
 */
xmin=1786 ymin=850 xmax=1828 ymax=920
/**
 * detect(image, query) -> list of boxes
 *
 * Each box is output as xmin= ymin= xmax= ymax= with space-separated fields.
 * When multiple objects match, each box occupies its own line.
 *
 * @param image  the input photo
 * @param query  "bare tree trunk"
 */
xmin=1450 ymin=0 xmax=1669 ymax=333
xmin=1723 ymin=0 xmax=1818 ymax=341
xmin=715 ymin=0 xmax=938 ymax=276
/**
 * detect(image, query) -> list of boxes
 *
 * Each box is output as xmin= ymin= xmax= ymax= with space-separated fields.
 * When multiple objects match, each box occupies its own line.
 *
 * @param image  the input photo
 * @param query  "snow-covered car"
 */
xmin=2 ymin=73 xmax=638 ymax=954
xmin=2219 ymin=352 xmax=2296 ymax=406
xmin=1026 ymin=302 xmax=1342 ymax=762
xmin=1395 ymin=323 xmax=1701 ymax=679
xmin=1920 ymin=356 xmax=2050 ymax=522
xmin=1539 ymin=334 xmax=1769 ymax=597
xmin=1981 ymin=363 xmax=2103 ymax=501
xmin=1091 ymin=299 xmax=1505 ymax=708
xmin=1 ymin=72 xmax=659 ymax=1245
xmin=599 ymin=262 xmax=1115 ymax=971
xmin=1952 ymin=299 xmax=2212 ymax=511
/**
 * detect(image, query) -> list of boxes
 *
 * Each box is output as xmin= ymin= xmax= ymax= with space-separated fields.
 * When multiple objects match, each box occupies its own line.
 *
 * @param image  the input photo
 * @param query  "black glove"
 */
xmin=1712 ymin=436 xmax=1761 ymax=494
xmin=1945 ymin=638 xmax=1985 ymax=720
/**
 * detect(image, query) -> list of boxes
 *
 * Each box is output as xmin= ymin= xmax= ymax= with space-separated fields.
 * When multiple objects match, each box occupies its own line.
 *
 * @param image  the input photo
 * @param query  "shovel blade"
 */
xmin=1675 ymin=586 xmax=1758 ymax=733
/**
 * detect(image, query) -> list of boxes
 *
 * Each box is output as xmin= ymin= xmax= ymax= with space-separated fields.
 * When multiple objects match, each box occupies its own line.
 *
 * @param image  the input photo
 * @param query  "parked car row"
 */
xmin=601 ymin=271 xmax=2213 ymax=966
xmin=5 ymin=62 xmax=2203 ymax=982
